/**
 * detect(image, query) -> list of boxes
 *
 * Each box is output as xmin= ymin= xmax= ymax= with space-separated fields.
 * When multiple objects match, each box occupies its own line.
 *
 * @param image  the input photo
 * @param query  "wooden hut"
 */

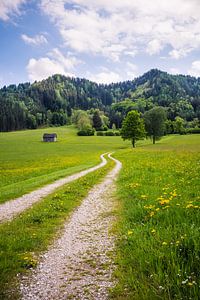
xmin=43 ymin=133 xmax=57 ymax=142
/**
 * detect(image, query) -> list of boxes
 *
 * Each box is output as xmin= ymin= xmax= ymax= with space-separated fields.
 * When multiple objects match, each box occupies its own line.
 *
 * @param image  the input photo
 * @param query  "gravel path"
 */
xmin=0 ymin=154 xmax=107 ymax=223
xmin=20 ymin=154 xmax=122 ymax=300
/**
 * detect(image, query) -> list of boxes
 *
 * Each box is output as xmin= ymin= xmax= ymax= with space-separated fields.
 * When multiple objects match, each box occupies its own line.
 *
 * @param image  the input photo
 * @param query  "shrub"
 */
xmin=96 ymin=131 xmax=105 ymax=136
xmin=186 ymin=127 xmax=200 ymax=134
xmin=105 ymin=131 xmax=115 ymax=136
xmin=114 ymin=131 xmax=121 ymax=136
xmin=77 ymin=128 xmax=95 ymax=136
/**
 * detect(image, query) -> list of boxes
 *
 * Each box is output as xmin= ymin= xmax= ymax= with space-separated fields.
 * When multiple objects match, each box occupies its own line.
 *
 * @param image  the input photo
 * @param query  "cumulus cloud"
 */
xmin=0 ymin=0 xmax=26 ymax=21
xmin=146 ymin=40 xmax=163 ymax=55
xmin=40 ymin=0 xmax=200 ymax=60
xmin=26 ymin=48 xmax=79 ymax=81
xmin=21 ymin=34 xmax=48 ymax=46
xmin=188 ymin=61 xmax=200 ymax=78
xmin=87 ymin=69 xmax=122 ymax=84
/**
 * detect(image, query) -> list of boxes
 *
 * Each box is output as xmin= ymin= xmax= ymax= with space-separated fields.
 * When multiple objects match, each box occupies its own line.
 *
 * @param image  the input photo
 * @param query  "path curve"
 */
xmin=20 ymin=154 xmax=122 ymax=300
xmin=0 ymin=154 xmax=108 ymax=223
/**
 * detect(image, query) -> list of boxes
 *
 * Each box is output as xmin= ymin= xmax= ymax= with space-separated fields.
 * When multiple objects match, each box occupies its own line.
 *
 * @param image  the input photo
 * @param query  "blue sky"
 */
xmin=1 ymin=0 xmax=200 ymax=87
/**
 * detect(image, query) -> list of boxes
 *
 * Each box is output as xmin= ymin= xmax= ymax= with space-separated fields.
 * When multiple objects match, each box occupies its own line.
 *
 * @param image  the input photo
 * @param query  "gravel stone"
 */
xmin=20 ymin=154 xmax=121 ymax=300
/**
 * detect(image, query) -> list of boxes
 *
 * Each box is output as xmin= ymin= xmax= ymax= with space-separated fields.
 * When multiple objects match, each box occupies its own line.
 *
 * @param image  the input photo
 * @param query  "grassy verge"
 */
xmin=0 ymin=155 xmax=115 ymax=299
xmin=111 ymin=135 xmax=200 ymax=300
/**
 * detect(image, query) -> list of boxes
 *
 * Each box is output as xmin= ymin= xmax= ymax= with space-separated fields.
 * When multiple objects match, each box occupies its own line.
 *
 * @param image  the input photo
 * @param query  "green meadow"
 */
xmin=0 ymin=127 xmax=199 ymax=299
xmin=112 ymin=134 xmax=200 ymax=300
xmin=0 ymin=126 xmax=127 ymax=203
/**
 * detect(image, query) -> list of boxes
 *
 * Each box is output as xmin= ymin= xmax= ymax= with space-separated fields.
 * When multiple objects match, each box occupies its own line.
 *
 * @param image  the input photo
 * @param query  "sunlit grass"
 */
xmin=0 ymin=126 xmax=127 ymax=203
xmin=112 ymin=134 xmax=200 ymax=300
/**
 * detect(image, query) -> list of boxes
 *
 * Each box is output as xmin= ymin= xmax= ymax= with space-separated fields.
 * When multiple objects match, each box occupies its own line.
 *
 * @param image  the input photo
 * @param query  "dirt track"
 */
xmin=20 ymin=154 xmax=122 ymax=300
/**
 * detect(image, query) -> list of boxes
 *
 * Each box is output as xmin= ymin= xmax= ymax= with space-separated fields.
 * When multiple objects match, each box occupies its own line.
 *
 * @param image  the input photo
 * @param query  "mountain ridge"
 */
xmin=1 ymin=69 xmax=200 ymax=131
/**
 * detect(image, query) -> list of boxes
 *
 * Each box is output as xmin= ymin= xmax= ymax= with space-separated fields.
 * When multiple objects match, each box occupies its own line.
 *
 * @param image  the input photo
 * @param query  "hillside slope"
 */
xmin=0 ymin=69 xmax=200 ymax=131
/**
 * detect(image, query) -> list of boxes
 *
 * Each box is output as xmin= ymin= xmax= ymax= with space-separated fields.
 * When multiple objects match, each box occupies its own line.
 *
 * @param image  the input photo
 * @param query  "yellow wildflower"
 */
xmin=128 ymin=230 xmax=133 ymax=235
xmin=151 ymin=229 xmax=156 ymax=234
xmin=159 ymin=199 xmax=170 ymax=205
xmin=144 ymin=205 xmax=155 ymax=209
xmin=188 ymin=282 xmax=193 ymax=286
xmin=162 ymin=242 xmax=167 ymax=246
xmin=186 ymin=204 xmax=194 ymax=209
xmin=149 ymin=211 xmax=155 ymax=217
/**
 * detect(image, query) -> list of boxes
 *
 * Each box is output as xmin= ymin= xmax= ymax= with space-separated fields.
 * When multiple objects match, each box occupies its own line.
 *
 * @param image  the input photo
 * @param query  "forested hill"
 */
xmin=1 ymin=69 xmax=200 ymax=131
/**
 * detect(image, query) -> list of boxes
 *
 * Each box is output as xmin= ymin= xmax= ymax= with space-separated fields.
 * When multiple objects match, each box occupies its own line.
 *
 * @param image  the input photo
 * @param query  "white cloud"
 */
xmin=169 ymin=48 xmax=192 ymax=59
xmin=169 ymin=68 xmax=180 ymax=75
xmin=40 ymin=0 xmax=200 ymax=61
xmin=21 ymin=34 xmax=48 ymax=46
xmin=87 ymin=69 xmax=122 ymax=84
xmin=146 ymin=39 xmax=163 ymax=55
xmin=26 ymin=48 xmax=79 ymax=81
xmin=188 ymin=61 xmax=200 ymax=78
xmin=0 ymin=0 xmax=26 ymax=21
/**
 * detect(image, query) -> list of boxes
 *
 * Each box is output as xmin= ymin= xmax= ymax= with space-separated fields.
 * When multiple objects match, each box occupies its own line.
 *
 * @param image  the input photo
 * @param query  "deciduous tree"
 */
xmin=144 ymin=107 xmax=167 ymax=144
xmin=121 ymin=110 xmax=146 ymax=148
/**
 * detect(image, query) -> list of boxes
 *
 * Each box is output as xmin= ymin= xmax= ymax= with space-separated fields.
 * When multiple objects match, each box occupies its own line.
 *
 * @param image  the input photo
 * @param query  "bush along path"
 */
xmin=0 ymin=154 xmax=108 ymax=223
xmin=20 ymin=154 xmax=122 ymax=300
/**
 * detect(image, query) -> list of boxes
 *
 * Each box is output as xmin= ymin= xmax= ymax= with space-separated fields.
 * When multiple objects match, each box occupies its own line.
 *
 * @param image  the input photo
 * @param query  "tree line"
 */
xmin=0 ymin=69 xmax=200 ymax=132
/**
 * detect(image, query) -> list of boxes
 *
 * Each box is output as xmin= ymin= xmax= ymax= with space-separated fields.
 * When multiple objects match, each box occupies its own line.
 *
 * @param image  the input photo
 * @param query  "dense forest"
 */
xmin=0 ymin=69 xmax=200 ymax=132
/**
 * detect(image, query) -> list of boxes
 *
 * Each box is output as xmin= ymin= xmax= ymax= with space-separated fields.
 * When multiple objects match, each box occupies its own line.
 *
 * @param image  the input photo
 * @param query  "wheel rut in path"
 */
xmin=20 ymin=154 xmax=122 ymax=300
xmin=0 ymin=154 xmax=107 ymax=223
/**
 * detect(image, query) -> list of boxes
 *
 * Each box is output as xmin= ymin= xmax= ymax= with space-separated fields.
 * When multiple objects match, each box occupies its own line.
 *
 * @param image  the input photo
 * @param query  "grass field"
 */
xmin=0 ymin=126 xmax=127 ymax=203
xmin=0 ymin=127 xmax=199 ymax=299
xmin=112 ymin=134 xmax=200 ymax=299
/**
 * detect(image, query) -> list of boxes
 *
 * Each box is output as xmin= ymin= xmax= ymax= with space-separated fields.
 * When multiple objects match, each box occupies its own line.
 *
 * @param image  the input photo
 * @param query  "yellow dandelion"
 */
xmin=186 ymin=204 xmax=194 ymax=209
xmin=128 ymin=230 xmax=133 ymax=235
xmin=144 ymin=205 xmax=155 ymax=209
xmin=149 ymin=211 xmax=155 ymax=217
xmin=188 ymin=282 xmax=193 ymax=286
xmin=159 ymin=199 xmax=170 ymax=205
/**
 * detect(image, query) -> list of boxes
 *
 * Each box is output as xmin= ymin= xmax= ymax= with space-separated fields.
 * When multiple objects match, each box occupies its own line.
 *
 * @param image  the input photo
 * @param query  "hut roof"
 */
xmin=43 ymin=133 xmax=57 ymax=138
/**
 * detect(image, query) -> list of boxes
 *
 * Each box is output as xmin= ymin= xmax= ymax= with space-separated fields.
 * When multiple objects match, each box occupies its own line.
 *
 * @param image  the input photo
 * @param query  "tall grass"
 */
xmin=112 ymin=135 xmax=200 ymax=299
